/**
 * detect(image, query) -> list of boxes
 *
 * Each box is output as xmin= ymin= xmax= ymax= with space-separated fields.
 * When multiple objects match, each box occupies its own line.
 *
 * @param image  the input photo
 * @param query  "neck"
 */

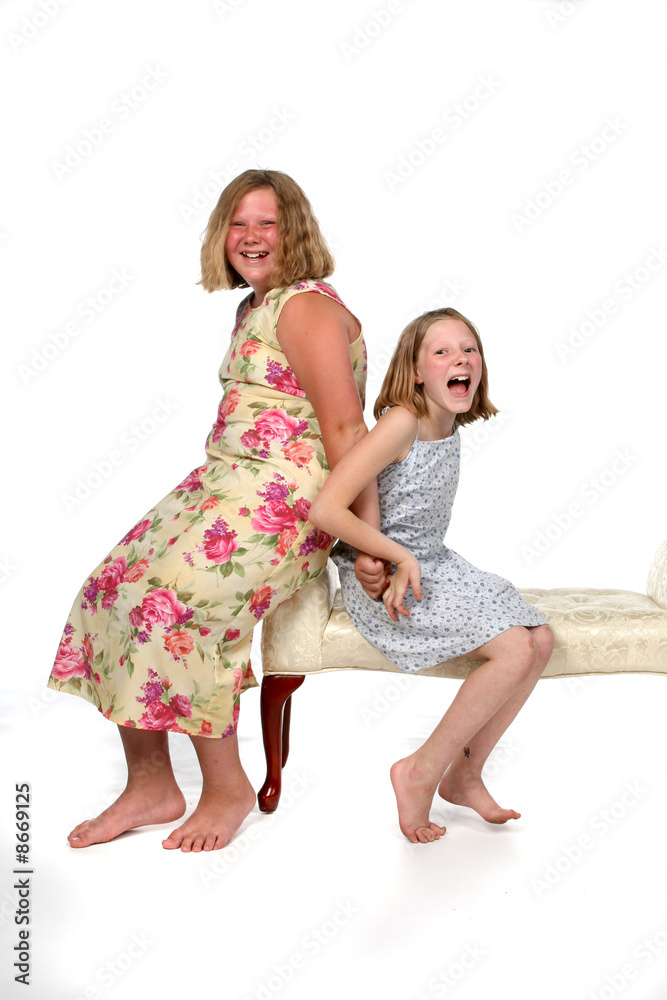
xmin=419 ymin=410 xmax=456 ymax=441
xmin=249 ymin=277 xmax=274 ymax=307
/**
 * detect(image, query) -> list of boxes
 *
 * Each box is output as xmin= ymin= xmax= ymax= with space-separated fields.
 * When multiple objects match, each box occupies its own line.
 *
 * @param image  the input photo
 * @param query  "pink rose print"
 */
xmin=101 ymin=590 xmax=119 ymax=611
xmin=199 ymin=720 xmax=213 ymax=736
xmin=232 ymin=667 xmax=245 ymax=697
xmin=282 ymin=440 xmax=314 ymax=468
xmin=200 ymin=495 xmax=220 ymax=511
xmin=317 ymin=530 xmax=335 ymax=551
xmin=124 ymin=559 xmax=149 ymax=583
xmin=169 ymin=693 xmax=193 ymax=717
xmin=314 ymin=282 xmax=343 ymax=304
xmin=129 ymin=606 xmax=143 ymax=628
xmin=298 ymin=529 xmax=334 ymax=557
xmin=294 ymin=496 xmax=311 ymax=522
xmin=139 ymin=701 xmax=179 ymax=730
xmin=265 ymin=360 xmax=304 ymax=397
xmin=199 ymin=517 xmax=239 ymax=564
xmin=200 ymin=626 xmax=212 ymax=636
xmin=220 ymin=388 xmax=241 ymax=417
xmin=82 ymin=634 xmax=95 ymax=663
xmin=210 ymin=405 xmax=227 ymax=445
xmin=239 ymin=339 xmax=261 ymax=357
xmin=249 ymin=584 xmax=275 ymax=620
xmin=52 ymin=641 xmax=90 ymax=681
xmin=254 ymin=409 xmax=305 ymax=444
xmin=163 ymin=630 xmax=195 ymax=658
xmin=98 ymin=557 xmax=127 ymax=592
xmin=240 ymin=429 xmax=263 ymax=451
xmin=251 ymin=499 xmax=297 ymax=534
xmin=225 ymin=628 xmax=240 ymax=641
xmin=141 ymin=588 xmax=187 ymax=628
xmin=176 ymin=466 xmax=206 ymax=494
xmin=120 ymin=518 xmax=152 ymax=545
xmin=275 ymin=528 xmax=298 ymax=558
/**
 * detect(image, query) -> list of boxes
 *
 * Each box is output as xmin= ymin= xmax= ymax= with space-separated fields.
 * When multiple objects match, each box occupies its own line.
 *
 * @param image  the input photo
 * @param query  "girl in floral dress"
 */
xmin=48 ymin=170 xmax=375 ymax=852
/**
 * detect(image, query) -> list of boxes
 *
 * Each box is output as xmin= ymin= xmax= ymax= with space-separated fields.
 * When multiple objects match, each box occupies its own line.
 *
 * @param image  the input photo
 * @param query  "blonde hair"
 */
xmin=373 ymin=308 xmax=498 ymax=426
xmin=198 ymin=169 xmax=335 ymax=292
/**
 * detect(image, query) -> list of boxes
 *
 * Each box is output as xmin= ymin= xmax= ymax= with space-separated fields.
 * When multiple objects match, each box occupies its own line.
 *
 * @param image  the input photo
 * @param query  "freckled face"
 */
xmin=414 ymin=319 xmax=483 ymax=421
xmin=224 ymin=187 xmax=280 ymax=304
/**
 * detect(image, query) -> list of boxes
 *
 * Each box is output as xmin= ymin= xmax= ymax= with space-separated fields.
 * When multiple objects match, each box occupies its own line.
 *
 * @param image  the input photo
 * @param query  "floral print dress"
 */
xmin=48 ymin=280 xmax=366 ymax=738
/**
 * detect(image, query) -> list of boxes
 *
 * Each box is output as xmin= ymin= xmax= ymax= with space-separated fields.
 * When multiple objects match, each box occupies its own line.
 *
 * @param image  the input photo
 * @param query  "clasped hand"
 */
xmin=354 ymin=550 xmax=421 ymax=622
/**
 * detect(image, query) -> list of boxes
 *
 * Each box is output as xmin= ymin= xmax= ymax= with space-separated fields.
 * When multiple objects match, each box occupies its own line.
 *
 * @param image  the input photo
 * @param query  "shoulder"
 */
xmin=276 ymin=280 xmax=360 ymax=340
xmin=376 ymin=405 xmax=418 ymax=431
xmin=371 ymin=406 xmax=418 ymax=463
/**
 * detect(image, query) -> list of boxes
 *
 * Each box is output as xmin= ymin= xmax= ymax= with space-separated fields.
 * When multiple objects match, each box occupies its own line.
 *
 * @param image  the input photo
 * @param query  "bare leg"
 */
xmin=438 ymin=625 xmax=554 ymax=821
xmin=390 ymin=626 xmax=550 ymax=843
xmin=68 ymin=727 xmax=186 ymax=848
xmin=162 ymin=733 xmax=255 ymax=853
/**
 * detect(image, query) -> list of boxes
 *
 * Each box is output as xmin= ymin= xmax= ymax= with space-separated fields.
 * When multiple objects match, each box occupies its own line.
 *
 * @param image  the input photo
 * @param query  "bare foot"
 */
xmin=390 ymin=758 xmax=446 ymax=844
xmin=438 ymin=768 xmax=520 ymax=824
xmin=162 ymin=779 xmax=256 ymax=853
xmin=68 ymin=785 xmax=186 ymax=848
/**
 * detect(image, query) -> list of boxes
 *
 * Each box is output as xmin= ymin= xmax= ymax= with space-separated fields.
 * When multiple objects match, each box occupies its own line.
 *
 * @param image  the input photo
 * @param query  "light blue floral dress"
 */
xmin=333 ymin=426 xmax=548 ymax=672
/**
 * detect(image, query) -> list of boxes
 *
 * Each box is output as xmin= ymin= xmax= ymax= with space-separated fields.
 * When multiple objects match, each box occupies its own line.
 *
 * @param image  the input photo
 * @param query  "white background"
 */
xmin=1 ymin=1 xmax=666 ymax=998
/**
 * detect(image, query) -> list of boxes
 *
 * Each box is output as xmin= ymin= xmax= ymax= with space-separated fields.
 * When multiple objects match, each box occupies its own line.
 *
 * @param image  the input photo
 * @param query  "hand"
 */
xmin=354 ymin=552 xmax=390 ymax=599
xmin=382 ymin=554 xmax=422 ymax=622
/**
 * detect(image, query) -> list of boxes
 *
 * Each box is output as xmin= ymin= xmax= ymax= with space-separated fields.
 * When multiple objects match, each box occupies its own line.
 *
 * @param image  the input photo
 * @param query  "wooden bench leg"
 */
xmin=258 ymin=674 xmax=305 ymax=814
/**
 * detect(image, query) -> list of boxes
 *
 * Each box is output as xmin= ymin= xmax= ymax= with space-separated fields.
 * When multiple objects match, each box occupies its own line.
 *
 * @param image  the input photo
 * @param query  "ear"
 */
xmin=413 ymin=365 xmax=423 ymax=385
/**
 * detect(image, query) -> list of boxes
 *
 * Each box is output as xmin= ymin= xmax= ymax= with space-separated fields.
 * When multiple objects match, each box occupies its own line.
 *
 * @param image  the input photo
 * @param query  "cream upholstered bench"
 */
xmin=257 ymin=540 xmax=667 ymax=812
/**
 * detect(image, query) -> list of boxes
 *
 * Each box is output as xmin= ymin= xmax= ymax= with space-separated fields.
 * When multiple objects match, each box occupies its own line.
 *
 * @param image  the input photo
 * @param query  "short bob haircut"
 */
xmin=373 ymin=308 xmax=498 ymax=427
xmin=198 ymin=169 xmax=335 ymax=293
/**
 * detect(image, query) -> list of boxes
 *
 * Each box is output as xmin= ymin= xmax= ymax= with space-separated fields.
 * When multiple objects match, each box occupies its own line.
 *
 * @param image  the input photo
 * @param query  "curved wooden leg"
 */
xmin=282 ymin=695 xmax=293 ymax=768
xmin=258 ymin=674 xmax=305 ymax=813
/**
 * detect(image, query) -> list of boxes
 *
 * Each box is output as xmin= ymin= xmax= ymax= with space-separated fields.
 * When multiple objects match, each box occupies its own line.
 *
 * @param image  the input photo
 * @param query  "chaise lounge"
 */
xmin=256 ymin=539 xmax=667 ymax=812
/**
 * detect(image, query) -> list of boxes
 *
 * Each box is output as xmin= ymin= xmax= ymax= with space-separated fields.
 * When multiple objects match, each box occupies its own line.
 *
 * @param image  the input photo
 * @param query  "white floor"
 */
xmin=2 ymin=667 xmax=667 ymax=1000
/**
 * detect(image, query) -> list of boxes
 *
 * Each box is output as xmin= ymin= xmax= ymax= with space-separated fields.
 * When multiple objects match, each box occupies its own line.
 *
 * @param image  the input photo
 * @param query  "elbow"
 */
xmin=309 ymin=495 xmax=340 ymax=540
xmin=308 ymin=496 xmax=327 ymax=532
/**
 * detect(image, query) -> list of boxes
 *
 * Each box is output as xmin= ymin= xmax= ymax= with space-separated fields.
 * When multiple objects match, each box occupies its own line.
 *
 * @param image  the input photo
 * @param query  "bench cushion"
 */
xmin=261 ymin=561 xmax=667 ymax=678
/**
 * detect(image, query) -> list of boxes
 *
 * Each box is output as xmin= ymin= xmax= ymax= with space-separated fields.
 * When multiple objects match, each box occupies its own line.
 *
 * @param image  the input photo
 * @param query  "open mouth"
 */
xmin=241 ymin=251 xmax=268 ymax=260
xmin=447 ymin=375 xmax=470 ymax=398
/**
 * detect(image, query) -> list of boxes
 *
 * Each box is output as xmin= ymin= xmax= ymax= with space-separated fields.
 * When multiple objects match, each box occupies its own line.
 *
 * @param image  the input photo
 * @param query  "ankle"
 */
xmin=399 ymin=753 xmax=443 ymax=791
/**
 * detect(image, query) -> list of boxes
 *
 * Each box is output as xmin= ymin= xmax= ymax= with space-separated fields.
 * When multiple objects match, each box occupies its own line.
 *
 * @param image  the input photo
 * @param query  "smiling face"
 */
xmin=414 ymin=318 xmax=483 ymax=434
xmin=224 ymin=187 xmax=280 ymax=304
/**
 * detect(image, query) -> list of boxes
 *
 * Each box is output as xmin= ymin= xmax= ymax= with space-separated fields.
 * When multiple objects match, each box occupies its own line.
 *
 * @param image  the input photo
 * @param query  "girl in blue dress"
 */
xmin=310 ymin=308 xmax=553 ymax=844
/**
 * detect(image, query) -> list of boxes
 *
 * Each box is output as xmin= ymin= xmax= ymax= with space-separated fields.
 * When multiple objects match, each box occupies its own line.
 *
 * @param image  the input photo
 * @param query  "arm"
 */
xmin=276 ymin=291 xmax=380 ymax=535
xmin=309 ymin=407 xmax=423 ymax=621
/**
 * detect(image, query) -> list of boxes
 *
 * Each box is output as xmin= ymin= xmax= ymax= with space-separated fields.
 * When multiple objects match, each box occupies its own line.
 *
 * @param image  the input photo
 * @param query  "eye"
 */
xmin=260 ymin=220 xmax=276 ymax=226
xmin=435 ymin=348 xmax=448 ymax=355
xmin=464 ymin=347 xmax=477 ymax=353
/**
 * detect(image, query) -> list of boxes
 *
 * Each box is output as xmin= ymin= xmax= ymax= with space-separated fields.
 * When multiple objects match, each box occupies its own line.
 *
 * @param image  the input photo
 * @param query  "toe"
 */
xmin=68 ymin=822 xmax=96 ymax=847
xmin=162 ymin=828 xmax=183 ymax=850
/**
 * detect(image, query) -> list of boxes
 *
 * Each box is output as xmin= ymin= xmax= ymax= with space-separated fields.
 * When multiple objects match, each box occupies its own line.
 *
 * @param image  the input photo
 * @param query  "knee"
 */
xmin=533 ymin=624 xmax=555 ymax=667
xmin=508 ymin=627 xmax=540 ymax=680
